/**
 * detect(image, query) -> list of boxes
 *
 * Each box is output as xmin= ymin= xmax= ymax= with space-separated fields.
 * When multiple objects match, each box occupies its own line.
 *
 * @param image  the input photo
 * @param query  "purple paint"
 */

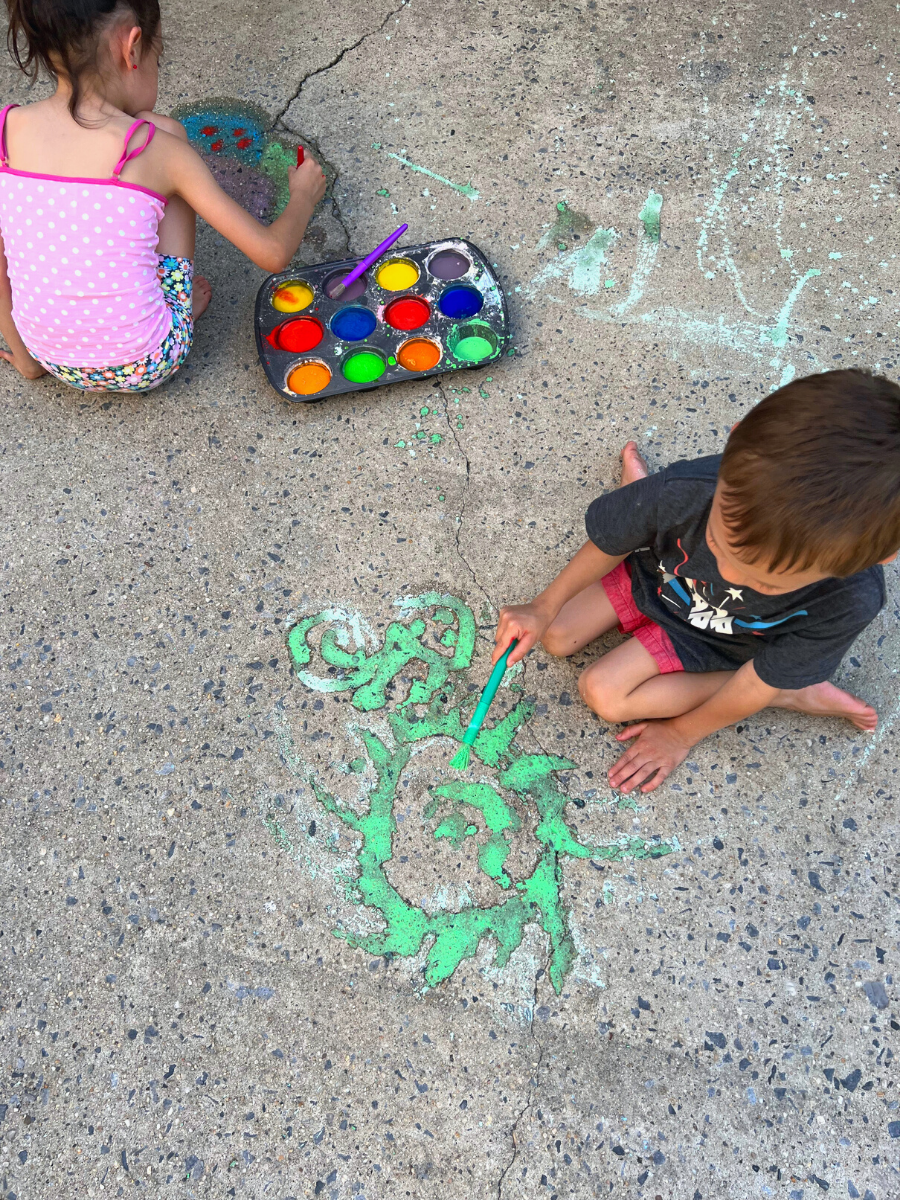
xmin=428 ymin=249 xmax=471 ymax=280
xmin=325 ymin=270 xmax=368 ymax=301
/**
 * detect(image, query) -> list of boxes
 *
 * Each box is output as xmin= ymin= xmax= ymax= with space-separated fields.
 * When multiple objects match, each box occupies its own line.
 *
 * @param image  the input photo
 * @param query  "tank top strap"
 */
xmin=112 ymin=118 xmax=156 ymax=179
xmin=0 ymin=104 xmax=21 ymax=168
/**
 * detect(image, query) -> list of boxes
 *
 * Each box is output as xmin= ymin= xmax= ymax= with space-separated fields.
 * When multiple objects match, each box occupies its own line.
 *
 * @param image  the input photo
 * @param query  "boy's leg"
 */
xmin=541 ymin=581 xmax=621 ymax=657
xmin=579 ymin=638 xmax=733 ymax=723
xmin=137 ymin=113 xmax=212 ymax=318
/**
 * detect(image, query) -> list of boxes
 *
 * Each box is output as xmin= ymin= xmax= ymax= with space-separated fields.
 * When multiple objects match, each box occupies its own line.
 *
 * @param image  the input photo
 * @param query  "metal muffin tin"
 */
xmin=254 ymin=238 xmax=510 ymax=402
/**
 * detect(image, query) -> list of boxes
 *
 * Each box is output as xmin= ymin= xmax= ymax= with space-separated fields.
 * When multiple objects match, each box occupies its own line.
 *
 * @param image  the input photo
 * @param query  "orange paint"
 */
xmin=397 ymin=338 xmax=441 ymax=372
xmin=287 ymin=361 xmax=331 ymax=396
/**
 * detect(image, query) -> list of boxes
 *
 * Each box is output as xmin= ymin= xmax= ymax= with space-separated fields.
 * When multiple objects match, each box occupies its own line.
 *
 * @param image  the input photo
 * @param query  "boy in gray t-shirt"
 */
xmin=493 ymin=370 xmax=899 ymax=795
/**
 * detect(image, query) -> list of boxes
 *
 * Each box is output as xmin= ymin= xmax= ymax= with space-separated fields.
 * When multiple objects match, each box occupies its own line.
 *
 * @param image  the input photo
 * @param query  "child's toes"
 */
xmin=192 ymin=276 xmax=213 ymax=319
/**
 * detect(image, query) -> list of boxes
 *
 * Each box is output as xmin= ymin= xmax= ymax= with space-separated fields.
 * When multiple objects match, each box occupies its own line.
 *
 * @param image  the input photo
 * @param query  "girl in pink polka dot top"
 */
xmin=0 ymin=0 xmax=326 ymax=392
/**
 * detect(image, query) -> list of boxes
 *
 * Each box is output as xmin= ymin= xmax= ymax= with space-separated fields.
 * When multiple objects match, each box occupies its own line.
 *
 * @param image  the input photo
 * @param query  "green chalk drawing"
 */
xmin=639 ymin=191 xmax=663 ymax=242
xmin=760 ymin=269 xmax=821 ymax=349
xmin=610 ymin=190 xmax=663 ymax=316
xmin=286 ymin=592 xmax=476 ymax=710
xmin=270 ymin=596 xmax=678 ymax=993
xmin=377 ymin=188 xmax=390 ymax=197
xmin=258 ymin=140 xmax=294 ymax=216
xmin=382 ymin=151 xmax=479 ymax=200
xmin=531 ymin=226 xmax=618 ymax=297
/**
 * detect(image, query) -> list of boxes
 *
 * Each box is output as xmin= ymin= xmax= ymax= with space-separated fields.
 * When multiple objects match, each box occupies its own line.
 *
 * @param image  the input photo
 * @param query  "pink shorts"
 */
xmin=601 ymin=561 xmax=684 ymax=674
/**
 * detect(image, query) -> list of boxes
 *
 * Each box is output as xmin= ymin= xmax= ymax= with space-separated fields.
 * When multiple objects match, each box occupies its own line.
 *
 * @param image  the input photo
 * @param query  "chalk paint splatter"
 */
xmin=382 ymin=151 xmax=479 ymax=200
xmin=268 ymin=595 xmax=676 ymax=993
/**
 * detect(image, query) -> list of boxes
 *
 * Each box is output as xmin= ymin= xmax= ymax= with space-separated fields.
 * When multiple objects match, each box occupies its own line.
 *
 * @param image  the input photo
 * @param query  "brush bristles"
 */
xmin=449 ymin=744 xmax=471 ymax=771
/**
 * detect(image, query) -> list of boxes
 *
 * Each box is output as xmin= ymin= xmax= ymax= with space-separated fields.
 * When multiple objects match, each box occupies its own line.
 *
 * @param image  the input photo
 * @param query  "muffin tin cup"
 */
xmin=255 ymin=238 xmax=509 ymax=402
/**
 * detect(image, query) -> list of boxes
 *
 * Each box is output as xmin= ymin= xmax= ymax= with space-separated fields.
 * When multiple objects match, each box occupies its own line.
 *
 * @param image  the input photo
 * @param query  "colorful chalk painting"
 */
xmin=171 ymin=99 xmax=299 ymax=221
xmin=262 ymin=594 xmax=677 ymax=1000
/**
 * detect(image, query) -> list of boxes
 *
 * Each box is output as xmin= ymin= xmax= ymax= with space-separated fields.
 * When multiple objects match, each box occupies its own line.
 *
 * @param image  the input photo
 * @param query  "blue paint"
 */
xmin=330 ymin=306 xmax=377 ymax=342
xmin=438 ymin=285 xmax=484 ymax=320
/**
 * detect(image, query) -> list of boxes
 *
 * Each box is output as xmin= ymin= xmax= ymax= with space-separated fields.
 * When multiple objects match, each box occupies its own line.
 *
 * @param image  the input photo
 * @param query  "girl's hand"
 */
xmin=608 ymin=720 xmax=691 ymax=795
xmin=0 ymin=347 xmax=46 ymax=380
xmin=493 ymin=603 xmax=551 ymax=666
xmin=288 ymin=155 xmax=327 ymax=209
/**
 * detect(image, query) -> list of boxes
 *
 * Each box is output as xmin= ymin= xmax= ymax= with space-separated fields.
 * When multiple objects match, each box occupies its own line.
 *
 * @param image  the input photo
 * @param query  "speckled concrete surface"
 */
xmin=1 ymin=2 xmax=899 ymax=1198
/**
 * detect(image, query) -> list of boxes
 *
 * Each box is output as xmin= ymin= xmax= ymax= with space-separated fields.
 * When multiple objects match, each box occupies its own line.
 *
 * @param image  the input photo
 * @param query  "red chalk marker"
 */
xmin=296 ymin=145 xmax=305 ymax=167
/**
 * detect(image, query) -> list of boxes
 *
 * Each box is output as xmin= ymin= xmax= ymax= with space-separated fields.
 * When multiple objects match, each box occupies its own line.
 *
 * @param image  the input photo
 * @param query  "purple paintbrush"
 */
xmin=327 ymin=223 xmax=408 ymax=299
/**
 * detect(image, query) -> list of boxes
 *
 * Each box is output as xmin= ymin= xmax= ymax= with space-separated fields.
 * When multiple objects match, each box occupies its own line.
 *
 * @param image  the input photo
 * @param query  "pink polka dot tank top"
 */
xmin=0 ymin=105 xmax=171 ymax=368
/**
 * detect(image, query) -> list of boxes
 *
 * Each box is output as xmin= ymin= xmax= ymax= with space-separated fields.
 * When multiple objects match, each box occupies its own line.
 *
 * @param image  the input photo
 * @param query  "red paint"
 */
xmin=233 ymin=127 xmax=246 ymax=135
xmin=296 ymin=145 xmax=305 ymax=167
xmin=384 ymin=295 xmax=431 ymax=331
xmin=267 ymin=317 xmax=324 ymax=353
xmin=236 ymin=137 xmax=252 ymax=149
xmin=200 ymin=126 xmax=218 ymax=136
xmin=209 ymin=139 xmax=224 ymax=152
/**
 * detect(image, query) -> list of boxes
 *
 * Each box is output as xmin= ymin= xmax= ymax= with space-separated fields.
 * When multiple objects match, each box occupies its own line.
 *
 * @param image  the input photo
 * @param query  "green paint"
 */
xmin=258 ymin=140 xmax=294 ymax=216
xmin=639 ymin=191 xmax=663 ymax=242
xmin=829 ymin=252 xmax=842 ymax=260
xmin=420 ymin=406 xmax=429 ymax=415
xmin=535 ymin=200 xmax=596 ymax=254
xmin=382 ymin=151 xmax=479 ymax=200
xmin=604 ymin=279 xmax=616 ymax=288
xmin=287 ymin=592 xmax=476 ymax=709
xmin=377 ymin=188 xmax=390 ymax=197
xmin=531 ymin=224 xmax=618 ymax=297
xmin=342 ymin=352 xmax=386 ymax=383
xmin=388 ymin=355 xmax=396 ymax=366
xmin=430 ymin=433 xmax=442 ymax=444
xmin=395 ymin=440 xmax=406 ymax=448
xmin=275 ymin=596 xmax=677 ymax=992
xmin=760 ymin=268 xmax=821 ymax=349
xmin=453 ymin=337 xmax=493 ymax=362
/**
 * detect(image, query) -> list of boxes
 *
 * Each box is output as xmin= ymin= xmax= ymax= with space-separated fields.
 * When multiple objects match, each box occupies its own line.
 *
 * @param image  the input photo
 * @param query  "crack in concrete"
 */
xmin=266 ymin=0 xmax=410 ymax=256
xmin=269 ymin=0 xmax=409 ymax=131
xmin=434 ymin=379 xmax=493 ymax=609
xmin=495 ymin=960 xmax=547 ymax=1198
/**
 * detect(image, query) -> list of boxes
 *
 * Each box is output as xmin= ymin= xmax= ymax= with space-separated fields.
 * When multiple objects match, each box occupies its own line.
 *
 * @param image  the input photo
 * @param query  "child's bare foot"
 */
xmin=0 ymin=348 xmax=47 ymax=380
xmin=193 ymin=276 xmax=212 ymax=319
xmin=620 ymin=440 xmax=649 ymax=486
xmin=775 ymin=680 xmax=878 ymax=731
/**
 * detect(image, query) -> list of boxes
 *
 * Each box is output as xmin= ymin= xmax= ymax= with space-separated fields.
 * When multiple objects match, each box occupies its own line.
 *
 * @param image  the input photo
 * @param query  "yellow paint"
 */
xmin=376 ymin=259 xmax=420 ymax=291
xmin=273 ymin=282 xmax=314 ymax=312
xmin=287 ymin=361 xmax=331 ymax=395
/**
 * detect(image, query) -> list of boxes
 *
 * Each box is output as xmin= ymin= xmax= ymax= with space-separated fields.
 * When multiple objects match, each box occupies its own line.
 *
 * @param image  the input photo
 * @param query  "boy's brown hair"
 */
xmin=720 ymin=368 xmax=900 ymax=577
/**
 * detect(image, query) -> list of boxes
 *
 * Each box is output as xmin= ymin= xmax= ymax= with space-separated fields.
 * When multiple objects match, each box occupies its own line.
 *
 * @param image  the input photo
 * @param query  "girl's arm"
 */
xmin=0 ymin=233 xmax=46 ymax=379
xmin=493 ymin=540 xmax=628 ymax=665
xmin=161 ymin=134 xmax=327 ymax=273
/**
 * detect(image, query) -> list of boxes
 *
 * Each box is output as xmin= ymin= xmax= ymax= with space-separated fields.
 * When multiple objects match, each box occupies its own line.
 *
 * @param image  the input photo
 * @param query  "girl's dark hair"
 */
xmin=6 ymin=0 xmax=161 ymax=119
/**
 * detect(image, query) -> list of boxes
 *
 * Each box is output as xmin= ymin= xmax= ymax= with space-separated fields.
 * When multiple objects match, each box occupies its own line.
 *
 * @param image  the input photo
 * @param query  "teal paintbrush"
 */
xmin=449 ymin=639 xmax=518 ymax=771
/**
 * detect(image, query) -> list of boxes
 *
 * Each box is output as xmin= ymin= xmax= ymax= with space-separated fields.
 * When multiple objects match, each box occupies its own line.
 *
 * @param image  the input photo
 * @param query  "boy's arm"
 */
xmin=161 ymin=134 xmax=327 ymax=272
xmin=493 ymin=540 xmax=628 ymax=665
xmin=608 ymin=659 xmax=780 ymax=793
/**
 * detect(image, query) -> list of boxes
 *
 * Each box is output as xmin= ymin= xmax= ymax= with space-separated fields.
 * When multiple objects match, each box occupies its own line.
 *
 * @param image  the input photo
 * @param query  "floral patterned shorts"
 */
xmin=37 ymin=256 xmax=194 ymax=392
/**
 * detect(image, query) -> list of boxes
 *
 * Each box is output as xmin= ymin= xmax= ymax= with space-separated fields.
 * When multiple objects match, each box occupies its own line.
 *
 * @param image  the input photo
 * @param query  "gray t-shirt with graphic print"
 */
xmin=585 ymin=455 xmax=885 ymax=689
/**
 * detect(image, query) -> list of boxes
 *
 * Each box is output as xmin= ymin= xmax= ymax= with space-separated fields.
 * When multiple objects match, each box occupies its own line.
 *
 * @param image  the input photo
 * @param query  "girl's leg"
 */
xmin=0 ymin=233 xmax=46 ymax=379
xmin=579 ymin=637 xmax=734 ymax=723
xmin=136 ymin=112 xmax=212 ymax=317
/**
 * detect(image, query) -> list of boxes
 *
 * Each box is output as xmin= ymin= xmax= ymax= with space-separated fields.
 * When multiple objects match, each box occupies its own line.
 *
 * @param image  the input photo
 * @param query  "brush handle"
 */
xmin=461 ymin=639 xmax=518 ymax=747
xmin=296 ymin=145 xmax=305 ymax=166
xmin=338 ymin=223 xmax=408 ymax=291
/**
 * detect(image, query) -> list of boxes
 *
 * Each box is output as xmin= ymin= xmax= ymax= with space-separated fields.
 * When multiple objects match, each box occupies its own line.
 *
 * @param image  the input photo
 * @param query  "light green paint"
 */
xmin=274 ymin=596 xmax=676 ymax=992
xmin=639 ymin=191 xmax=663 ymax=242
xmin=760 ymin=268 xmax=821 ymax=348
xmin=382 ymin=151 xmax=479 ymax=200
